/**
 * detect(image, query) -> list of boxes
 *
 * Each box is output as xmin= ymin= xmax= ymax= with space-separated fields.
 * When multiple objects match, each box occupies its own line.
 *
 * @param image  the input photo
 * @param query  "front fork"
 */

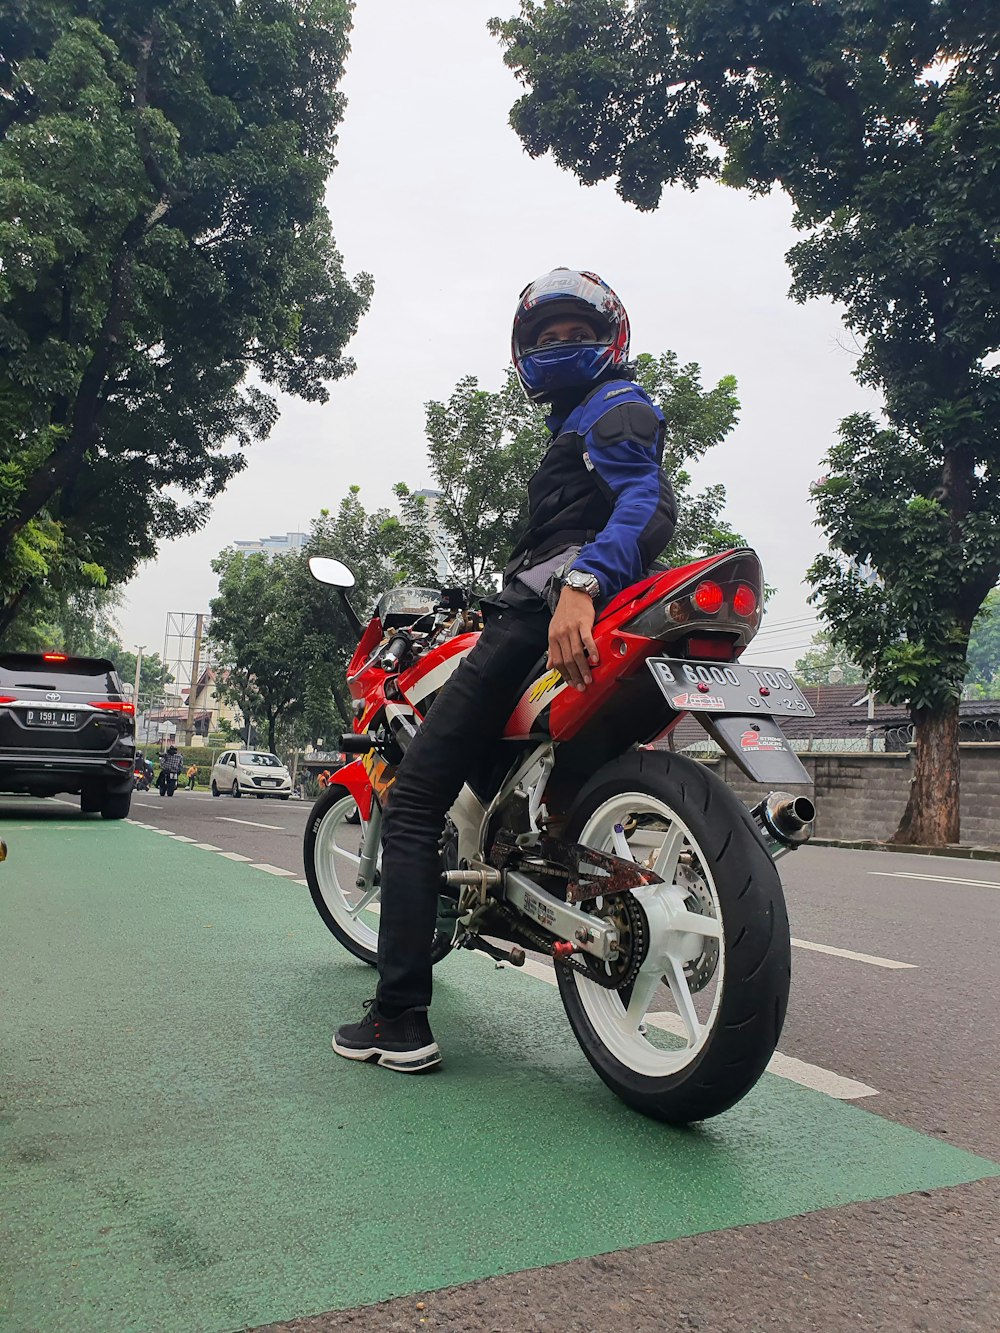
xmin=355 ymin=802 xmax=382 ymax=890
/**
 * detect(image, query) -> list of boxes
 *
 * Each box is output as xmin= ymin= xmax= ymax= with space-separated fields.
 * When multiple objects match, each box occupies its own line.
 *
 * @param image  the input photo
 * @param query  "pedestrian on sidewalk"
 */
xmin=186 ymin=763 xmax=198 ymax=791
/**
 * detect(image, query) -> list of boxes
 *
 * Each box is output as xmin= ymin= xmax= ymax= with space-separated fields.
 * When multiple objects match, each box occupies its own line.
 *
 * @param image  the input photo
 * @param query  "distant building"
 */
xmin=412 ymin=489 xmax=452 ymax=583
xmin=233 ymin=532 xmax=308 ymax=555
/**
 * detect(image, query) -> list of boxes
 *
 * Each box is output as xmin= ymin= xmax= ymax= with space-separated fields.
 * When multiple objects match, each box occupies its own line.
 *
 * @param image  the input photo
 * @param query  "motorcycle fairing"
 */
xmin=330 ymin=758 xmax=375 ymax=820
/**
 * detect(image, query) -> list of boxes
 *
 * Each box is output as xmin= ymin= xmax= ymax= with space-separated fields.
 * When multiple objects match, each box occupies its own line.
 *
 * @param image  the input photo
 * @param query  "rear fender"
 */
xmin=695 ymin=714 xmax=812 ymax=784
xmin=330 ymin=758 xmax=374 ymax=820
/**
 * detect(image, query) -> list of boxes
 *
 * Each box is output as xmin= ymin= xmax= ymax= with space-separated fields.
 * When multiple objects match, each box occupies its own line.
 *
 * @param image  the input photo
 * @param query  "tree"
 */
xmin=794 ymin=629 xmax=866 ymax=689
xmin=209 ymin=489 xmax=436 ymax=753
xmin=288 ymin=486 xmax=438 ymax=730
xmin=965 ymin=589 xmax=1000 ymax=698
xmin=492 ymin=1 xmax=1000 ymax=845
xmin=208 ymin=550 xmax=306 ymax=755
xmin=423 ymin=354 xmax=744 ymax=594
xmin=1 ymin=0 xmax=371 ymax=637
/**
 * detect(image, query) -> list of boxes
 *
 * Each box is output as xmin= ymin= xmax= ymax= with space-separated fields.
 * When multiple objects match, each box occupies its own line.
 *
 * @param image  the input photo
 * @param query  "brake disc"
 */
xmin=675 ymin=860 xmax=720 ymax=993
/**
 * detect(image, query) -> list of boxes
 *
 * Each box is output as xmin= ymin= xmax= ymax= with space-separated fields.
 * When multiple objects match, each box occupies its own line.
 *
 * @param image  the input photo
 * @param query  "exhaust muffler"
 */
xmin=750 ymin=791 xmax=816 ymax=861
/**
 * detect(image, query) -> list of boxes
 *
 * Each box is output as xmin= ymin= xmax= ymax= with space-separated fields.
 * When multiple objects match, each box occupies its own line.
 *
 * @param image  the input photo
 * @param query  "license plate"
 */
xmin=262 ymin=779 xmax=278 ymax=787
xmin=25 ymin=709 xmax=78 ymax=728
xmin=647 ymin=659 xmax=815 ymax=717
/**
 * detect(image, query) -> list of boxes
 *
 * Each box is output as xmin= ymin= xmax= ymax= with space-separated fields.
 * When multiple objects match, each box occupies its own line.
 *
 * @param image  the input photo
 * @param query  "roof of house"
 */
xmin=668 ymin=684 xmax=1000 ymax=750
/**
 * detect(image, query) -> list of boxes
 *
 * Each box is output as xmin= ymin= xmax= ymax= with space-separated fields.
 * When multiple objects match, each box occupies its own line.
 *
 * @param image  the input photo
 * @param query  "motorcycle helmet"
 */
xmin=512 ymin=268 xmax=630 ymax=403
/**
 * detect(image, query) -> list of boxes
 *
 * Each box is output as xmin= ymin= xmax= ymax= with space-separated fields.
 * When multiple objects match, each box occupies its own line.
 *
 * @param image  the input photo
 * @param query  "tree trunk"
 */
xmin=889 ymin=700 xmax=960 ymax=846
xmin=268 ymin=715 xmax=277 ymax=754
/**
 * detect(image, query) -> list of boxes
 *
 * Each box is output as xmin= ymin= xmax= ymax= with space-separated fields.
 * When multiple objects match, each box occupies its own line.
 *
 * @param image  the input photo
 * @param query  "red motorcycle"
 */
xmin=304 ymin=550 xmax=816 ymax=1123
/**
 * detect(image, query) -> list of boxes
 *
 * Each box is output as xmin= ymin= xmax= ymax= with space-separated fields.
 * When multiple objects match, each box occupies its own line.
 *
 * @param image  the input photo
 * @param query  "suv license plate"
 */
xmin=647 ymin=659 xmax=815 ymax=717
xmin=25 ymin=709 xmax=78 ymax=728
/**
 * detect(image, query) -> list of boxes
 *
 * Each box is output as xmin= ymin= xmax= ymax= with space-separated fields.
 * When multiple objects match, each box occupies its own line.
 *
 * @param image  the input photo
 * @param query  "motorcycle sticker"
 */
xmin=740 ymin=729 xmax=787 ymax=752
xmin=671 ymin=692 xmax=726 ymax=710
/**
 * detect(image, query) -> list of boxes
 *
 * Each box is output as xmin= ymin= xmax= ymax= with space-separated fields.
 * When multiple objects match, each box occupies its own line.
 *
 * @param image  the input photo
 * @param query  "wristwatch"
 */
xmin=561 ymin=569 xmax=601 ymax=600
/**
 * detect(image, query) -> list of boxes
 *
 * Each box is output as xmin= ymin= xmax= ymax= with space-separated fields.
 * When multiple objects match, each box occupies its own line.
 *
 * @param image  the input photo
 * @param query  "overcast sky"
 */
xmin=118 ymin=0 xmax=877 ymax=670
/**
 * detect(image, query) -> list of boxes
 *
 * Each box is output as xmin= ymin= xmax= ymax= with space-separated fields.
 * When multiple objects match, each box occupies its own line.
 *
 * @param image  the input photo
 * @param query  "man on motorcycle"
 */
xmin=333 ymin=269 xmax=677 ymax=1072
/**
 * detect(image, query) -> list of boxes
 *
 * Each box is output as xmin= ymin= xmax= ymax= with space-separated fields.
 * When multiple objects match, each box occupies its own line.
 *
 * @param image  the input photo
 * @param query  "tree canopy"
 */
xmin=0 ymin=0 xmax=370 ymax=637
xmin=424 ymin=354 xmax=744 ymax=594
xmin=492 ymin=0 xmax=1000 ymax=844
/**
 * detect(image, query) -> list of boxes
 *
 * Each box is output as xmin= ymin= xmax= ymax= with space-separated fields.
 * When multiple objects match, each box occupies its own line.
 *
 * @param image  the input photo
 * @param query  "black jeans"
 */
xmin=376 ymin=603 xmax=551 ymax=1013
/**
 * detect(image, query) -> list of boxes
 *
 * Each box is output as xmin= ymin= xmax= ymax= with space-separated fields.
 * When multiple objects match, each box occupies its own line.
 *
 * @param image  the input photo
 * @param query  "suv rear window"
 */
xmin=0 ymin=654 xmax=123 ymax=696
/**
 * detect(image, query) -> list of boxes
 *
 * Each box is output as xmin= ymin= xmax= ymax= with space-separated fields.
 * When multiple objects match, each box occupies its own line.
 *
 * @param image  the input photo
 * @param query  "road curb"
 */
xmin=810 ymin=837 xmax=1000 ymax=863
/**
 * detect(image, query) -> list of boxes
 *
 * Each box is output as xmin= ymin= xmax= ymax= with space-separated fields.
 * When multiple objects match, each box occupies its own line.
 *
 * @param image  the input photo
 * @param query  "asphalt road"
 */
xmin=3 ymin=790 xmax=998 ymax=1331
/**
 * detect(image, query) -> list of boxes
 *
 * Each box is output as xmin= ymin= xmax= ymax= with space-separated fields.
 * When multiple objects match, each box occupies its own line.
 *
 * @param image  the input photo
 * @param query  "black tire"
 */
xmin=556 ymin=750 xmax=790 ymax=1125
xmin=304 ymin=784 xmax=453 ymax=969
xmin=279 ymin=795 xmax=290 ymax=801
xmin=100 ymin=790 xmax=132 ymax=821
xmin=231 ymin=780 xmax=241 ymax=798
xmin=211 ymin=781 xmax=220 ymax=797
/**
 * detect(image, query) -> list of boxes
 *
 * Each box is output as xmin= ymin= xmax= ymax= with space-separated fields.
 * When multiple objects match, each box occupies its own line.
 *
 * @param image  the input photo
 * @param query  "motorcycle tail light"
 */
xmin=733 ymin=584 xmax=758 ymax=617
xmin=622 ymin=551 xmax=764 ymax=645
xmin=693 ymin=581 xmax=724 ymax=614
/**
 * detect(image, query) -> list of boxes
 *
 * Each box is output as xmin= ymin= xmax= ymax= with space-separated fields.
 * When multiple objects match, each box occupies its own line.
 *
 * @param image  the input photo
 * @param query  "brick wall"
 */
xmin=697 ymin=744 xmax=1000 ymax=848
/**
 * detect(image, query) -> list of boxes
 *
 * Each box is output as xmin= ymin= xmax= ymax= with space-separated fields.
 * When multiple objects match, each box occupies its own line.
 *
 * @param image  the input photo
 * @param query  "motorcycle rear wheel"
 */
xmin=556 ymin=750 xmax=790 ymax=1124
xmin=304 ymin=784 xmax=454 ymax=968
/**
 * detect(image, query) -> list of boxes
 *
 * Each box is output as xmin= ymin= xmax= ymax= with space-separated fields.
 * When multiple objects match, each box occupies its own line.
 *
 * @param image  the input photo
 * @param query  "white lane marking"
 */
xmin=152 ymin=828 xmax=176 ymax=836
xmin=193 ymin=842 xmax=221 ymax=851
xmin=172 ymin=835 xmax=197 ymax=844
xmin=790 ymin=938 xmax=916 ymax=970
xmin=514 ymin=958 xmax=878 ymax=1101
xmin=216 ymin=816 xmax=283 ymax=831
xmin=251 ymin=863 xmax=296 ymax=878
xmin=217 ymin=851 xmax=253 ymax=862
xmin=870 ymin=870 xmax=1000 ymax=890
xmin=51 ymin=797 xmax=78 ymax=808
xmin=134 ymin=802 xmax=162 ymax=809
xmin=294 ymin=878 xmax=309 ymax=886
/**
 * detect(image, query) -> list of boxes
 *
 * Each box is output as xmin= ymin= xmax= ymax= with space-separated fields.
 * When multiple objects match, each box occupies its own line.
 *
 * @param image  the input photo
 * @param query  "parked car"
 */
xmin=210 ymin=750 xmax=292 ymax=799
xmin=0 ymin=652 xmax=135 ymax=819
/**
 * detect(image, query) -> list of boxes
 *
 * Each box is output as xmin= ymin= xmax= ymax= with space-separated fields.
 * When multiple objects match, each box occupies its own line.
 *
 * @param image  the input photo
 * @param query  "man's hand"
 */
xmin=548 ymin=587 xmax=600 ymax=691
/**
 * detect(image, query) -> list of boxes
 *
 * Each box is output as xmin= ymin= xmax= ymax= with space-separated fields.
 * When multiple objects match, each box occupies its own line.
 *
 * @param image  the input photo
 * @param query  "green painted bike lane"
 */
xmin=2 ymin=820 xmax=997 ymax=1333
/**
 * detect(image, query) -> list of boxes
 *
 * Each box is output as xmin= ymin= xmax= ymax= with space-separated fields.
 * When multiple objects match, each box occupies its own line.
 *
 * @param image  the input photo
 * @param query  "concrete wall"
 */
xmin=697 ymin=744 xmax=1000 ymax=848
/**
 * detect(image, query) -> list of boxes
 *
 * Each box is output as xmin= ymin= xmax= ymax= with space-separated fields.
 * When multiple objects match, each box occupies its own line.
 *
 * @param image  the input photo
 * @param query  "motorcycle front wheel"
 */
xmin=556 ymin=750 xmax=790 ymax=1124
xmin=303 ymin=784 xmax=454 ymax=968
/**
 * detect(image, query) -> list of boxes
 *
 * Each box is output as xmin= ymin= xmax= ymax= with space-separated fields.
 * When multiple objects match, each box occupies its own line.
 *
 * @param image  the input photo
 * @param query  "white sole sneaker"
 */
xmin=331 ymin=1034 xmax=442 ymax=1073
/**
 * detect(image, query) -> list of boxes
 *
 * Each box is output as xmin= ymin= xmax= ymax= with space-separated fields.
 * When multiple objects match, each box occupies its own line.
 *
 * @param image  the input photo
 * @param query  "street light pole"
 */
xmin=133 ymin=646 xmax=145 ymax=736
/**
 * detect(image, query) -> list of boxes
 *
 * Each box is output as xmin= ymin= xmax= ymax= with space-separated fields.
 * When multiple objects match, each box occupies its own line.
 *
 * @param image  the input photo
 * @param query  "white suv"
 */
xmin=211 ymin=750 xmax=292 ymax=800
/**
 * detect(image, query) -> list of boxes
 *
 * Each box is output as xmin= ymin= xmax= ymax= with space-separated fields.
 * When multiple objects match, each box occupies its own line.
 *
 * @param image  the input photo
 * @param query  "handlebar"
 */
xmin=379 ymin=633 xmax=410 ymax=672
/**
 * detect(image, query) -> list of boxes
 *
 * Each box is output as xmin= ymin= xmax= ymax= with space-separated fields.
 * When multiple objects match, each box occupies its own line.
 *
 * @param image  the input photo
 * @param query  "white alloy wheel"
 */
xmin=311 ymin=792 xmax=380 ymax=957
xmin=570 ymin=792 xmax=724 ymax=1078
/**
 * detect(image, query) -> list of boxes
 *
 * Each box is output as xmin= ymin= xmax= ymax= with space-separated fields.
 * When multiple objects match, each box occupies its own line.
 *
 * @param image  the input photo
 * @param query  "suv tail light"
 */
xmin=89 ymin=700 xmax=135 ymax=715
xmin=0 ymin=695 xmax=16 ymax=704
xmin=43 ymin=652 xmax=68 ymax=661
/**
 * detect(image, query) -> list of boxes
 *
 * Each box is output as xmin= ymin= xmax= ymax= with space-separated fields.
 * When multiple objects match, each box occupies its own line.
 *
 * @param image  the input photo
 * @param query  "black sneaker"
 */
xmin=332 ymin=999 xmax=441 ymax=1073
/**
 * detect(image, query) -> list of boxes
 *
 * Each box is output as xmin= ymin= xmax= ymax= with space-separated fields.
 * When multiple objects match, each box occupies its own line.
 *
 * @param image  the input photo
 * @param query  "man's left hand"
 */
xmin=548 ymin=587 xmax=599 ymax=691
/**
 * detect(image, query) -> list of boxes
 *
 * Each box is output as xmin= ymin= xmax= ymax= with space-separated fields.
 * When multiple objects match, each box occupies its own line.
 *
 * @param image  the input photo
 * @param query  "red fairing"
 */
xmin=397 ymin=632 xmax=478 ymax=715
xmin=346 ymin=615 xmax=385 ymax=699
xmin=330 ymin=759 xmax=374 ymax=821
xmin=505 ymin=550 xmax=749 ymax=743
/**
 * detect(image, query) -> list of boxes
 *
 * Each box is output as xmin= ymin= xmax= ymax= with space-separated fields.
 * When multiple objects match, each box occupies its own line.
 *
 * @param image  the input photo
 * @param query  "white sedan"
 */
xmin=210 ymin=749 xmax=292 ymax=799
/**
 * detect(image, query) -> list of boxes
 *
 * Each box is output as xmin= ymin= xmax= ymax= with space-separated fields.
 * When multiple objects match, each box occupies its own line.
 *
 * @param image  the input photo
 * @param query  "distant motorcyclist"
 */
xmin=158 ymin=745 xmax=183 ymax=797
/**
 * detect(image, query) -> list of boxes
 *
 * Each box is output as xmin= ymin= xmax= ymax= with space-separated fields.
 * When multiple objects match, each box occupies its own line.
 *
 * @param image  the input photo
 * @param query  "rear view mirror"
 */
xmin=309 ymin=557 xmax=356 ymax=589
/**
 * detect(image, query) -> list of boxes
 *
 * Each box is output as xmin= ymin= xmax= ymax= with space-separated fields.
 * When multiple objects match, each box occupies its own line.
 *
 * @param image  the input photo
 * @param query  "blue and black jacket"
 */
xmin=504 ymin=378 xmax=677 ymax=601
